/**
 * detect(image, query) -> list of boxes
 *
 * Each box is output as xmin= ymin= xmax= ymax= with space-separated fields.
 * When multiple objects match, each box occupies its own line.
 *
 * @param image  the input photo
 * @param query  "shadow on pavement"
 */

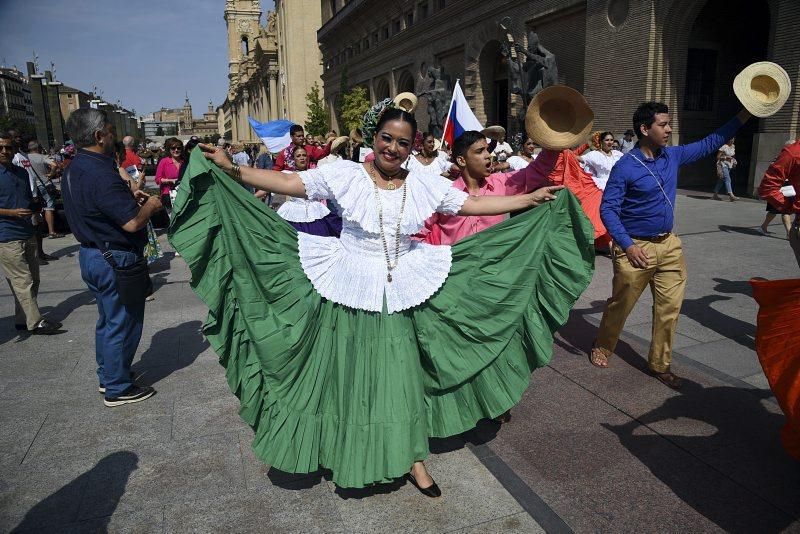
xmin=41 ymin=290 xmax=95 ymax=324
xmin=603 ymin=379 xmax=798 ymax=531
xmin=718 ymin=224 xmax=763 ymax=237
xmin=267 ymin=468 xmax=327 ymax=491
xmin=712 ymin=277 xmax=753 ymax=298
xmin=554 ymin=300 xmax=652 ymax=374
xmin=681 ymin=294 xmax=755 ymax=350
xmin=334 ymin=478 xmax=405 ymax=499
xmin=132 ymin=320 xmax=208 ymax=386
xmin=148 ymin=251 xmax=175 ymax=275
xmin=47 ymin=242 xmax=81 ymax=259
xmin=11 ymin=451 xmax=138 ymax=533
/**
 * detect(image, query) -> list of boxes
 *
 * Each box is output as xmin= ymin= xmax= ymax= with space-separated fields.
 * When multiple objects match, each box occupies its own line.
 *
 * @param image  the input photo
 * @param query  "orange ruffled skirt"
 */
xmin=529 ymin=149 xmax=611 ymax=249
xmin=750 ymin=278 xmax=800 ymax=460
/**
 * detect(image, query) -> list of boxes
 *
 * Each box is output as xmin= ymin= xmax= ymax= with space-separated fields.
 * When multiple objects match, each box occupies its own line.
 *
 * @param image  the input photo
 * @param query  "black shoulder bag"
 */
xmin=64 ymin=166 xmax=153 ymax=307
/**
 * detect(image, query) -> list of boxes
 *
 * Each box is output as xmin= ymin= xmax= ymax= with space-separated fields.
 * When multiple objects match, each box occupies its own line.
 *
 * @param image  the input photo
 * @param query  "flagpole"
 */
xmin=439 ymin=78 xmax=460 ymax=149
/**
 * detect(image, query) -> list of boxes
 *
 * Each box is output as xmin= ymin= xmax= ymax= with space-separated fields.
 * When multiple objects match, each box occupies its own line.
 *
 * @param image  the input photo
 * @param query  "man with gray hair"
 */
xmin=119 ymin=135 xmax=144 ymax=191
xmin=63 ymin=108 xmax=164 ymax=407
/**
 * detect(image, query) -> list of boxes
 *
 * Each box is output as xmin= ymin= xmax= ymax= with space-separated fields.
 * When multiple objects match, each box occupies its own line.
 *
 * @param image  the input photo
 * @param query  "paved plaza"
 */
xmin=0 ymin=190 xmax=799 ymax=533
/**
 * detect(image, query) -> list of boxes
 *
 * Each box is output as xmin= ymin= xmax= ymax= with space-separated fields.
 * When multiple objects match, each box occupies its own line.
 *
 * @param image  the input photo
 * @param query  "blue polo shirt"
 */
xmin=62 ymin=149 xmax=146 ymax=253
xmin=0 ymin=163 xmax=35 ymax=242
xmin=600 ymin=116 xmax=743 ymax=250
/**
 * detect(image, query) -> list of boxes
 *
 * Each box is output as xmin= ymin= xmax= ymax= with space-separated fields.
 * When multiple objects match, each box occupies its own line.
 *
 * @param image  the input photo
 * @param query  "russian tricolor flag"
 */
xmin=442 ymin=80 xmax=484 ymax=148
xmin=248 ymin=117 xmax=295 ymax=153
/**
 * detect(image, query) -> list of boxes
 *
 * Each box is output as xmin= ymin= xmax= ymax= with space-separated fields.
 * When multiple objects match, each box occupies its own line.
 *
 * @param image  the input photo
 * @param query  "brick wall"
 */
xmin=318 ymin=0 xmax=799 ymax=186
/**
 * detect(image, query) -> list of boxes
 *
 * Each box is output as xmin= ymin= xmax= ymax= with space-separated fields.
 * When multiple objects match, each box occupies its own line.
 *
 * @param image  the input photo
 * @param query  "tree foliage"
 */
xmin=340 ymin=86 xmax=370 ymax=133
xmin=304 ymin=82 xmax=329 ymax=136
xmin=155 ymin=126 xmax=165 ymax=136
xmin=0 ymin=116 xmax=34 ymax=138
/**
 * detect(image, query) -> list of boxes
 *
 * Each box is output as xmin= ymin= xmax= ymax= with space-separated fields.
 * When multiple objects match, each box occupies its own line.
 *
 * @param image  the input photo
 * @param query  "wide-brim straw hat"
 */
xmin=733 ymin=61 xmax=791 ymax=118
xmin=349 ymin=128 xmax=364 ymax=144
xmin=393 ymin=92 xmax=418 ymax=113
xmin=331 ymin=135 xmax=349 ymax=153
xmin=526 ymin=85 xmax=594 ymax=150
xmin=481 ymin=125 xmax=506 ymax=141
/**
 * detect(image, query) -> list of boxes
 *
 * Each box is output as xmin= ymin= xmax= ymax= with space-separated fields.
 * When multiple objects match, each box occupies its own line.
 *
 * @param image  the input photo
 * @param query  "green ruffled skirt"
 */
xmin=169 ymin=151 xmax=595 ymax=488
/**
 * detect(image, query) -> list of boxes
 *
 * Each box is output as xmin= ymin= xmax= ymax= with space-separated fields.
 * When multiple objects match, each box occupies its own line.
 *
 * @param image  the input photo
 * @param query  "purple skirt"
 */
xmin=288 ymin=213 xmax=342 ymax=238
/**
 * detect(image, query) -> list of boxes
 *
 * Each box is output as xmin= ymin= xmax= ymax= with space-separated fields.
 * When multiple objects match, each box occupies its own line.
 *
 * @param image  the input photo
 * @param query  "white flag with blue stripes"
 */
xmin=248 ymin=117 xmax=295 ymax=153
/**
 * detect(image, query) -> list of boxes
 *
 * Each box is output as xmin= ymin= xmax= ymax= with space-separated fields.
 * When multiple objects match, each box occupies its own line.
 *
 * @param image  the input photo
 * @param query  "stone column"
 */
xmin=269 ymin=71 xmax=279 ymax=120
xmin=242 ymin=89 xmax=251 ymax=141
xmin=231 ymin=100 xmax=239 ymax=142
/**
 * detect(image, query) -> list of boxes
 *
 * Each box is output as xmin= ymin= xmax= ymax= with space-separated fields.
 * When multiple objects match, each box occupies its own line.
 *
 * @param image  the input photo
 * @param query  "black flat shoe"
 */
xmin=406 ymin=473 xmax=442 ymax=498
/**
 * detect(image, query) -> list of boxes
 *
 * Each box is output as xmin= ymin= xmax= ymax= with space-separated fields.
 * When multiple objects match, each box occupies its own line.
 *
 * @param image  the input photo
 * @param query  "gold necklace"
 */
xmin=370 ymin=175 xmax=407 ymax=283
xmin=371 ymin=161 xmax=402 ymax=190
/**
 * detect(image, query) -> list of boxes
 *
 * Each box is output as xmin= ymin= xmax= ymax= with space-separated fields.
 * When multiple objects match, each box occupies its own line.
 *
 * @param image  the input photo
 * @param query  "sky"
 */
xmin=1 ymin=0 xmax=275 ymax=118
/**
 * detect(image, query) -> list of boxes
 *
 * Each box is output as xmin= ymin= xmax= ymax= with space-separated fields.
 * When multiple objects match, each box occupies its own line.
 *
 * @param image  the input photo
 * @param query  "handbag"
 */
xmin=101 ymin=251 xmax=153 ymax=307
xmin=64 ymin=166 xmax=153 ymax=307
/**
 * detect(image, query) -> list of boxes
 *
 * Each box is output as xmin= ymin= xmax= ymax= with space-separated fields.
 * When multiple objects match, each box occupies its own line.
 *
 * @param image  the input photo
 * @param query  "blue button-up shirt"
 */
xmin=600 ymin=116 xmax=743 ymax=250
xmin=62 ymin=149 xmax=146 ymax=252
xmin=0 ymin=163 xmax=34 ymax=242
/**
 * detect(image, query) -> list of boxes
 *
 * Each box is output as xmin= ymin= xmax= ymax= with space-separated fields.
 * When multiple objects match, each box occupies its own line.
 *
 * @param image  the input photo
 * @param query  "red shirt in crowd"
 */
xmin=273 ymin=143 xmax=331 ymax=171
xmin=758 ymin=140 xmax=800 ymax=215
xmin=120 ymin=148 xmax=143 ymax=172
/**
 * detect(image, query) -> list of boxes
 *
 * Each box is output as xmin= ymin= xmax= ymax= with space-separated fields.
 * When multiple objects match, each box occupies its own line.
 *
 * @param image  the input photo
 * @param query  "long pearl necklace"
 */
xmin=371 ymin=160 xmax=401 ymax=190
xmin=368 ymin=167 xmax=407 ymax=283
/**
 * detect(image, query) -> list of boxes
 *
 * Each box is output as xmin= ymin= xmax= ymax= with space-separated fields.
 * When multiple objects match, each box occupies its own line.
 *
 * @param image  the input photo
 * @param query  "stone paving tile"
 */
xmin=329 ymin=448 xmax=524 ymax=533
xmin=489 ymin=375 xmax=795 ymax=533
xmin=171 ymin=395 xmax=249 ymax=441
xmin=74 ymin=432 xmax=247 ymax=519
xmin=0 ymin=448 xmax=100 ymax=532
xmin=446 ymin=512 xmax=544 ymax=534
xmin=23 ymin=399 xmax=174 ymax=464
xmin=164 ymin=486 xmax=344 ymax=534
xmin=677 ymin=337 xmax=764 ymax=379
xmin=12 ymin=508 xmax=167 ymax=534
xmin=739 ymin=370 xmax=770 ymax=389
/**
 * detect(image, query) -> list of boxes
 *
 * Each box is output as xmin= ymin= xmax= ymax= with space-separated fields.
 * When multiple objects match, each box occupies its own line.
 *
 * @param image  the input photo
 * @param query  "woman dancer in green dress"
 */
xmin=169 ymin=102 xmax=595 ymax=495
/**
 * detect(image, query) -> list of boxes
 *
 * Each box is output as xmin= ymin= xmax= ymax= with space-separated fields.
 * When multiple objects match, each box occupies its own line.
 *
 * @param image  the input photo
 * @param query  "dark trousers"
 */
xmin=79 ymin=247 xmax=145 ymax=397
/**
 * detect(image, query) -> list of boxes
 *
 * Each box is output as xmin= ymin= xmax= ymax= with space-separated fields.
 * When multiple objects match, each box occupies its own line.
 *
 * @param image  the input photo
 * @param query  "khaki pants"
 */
xmin=0 ymin=236 xmax=42 ymax=330
xmin=790 ymin=226 xmax=800 ymax=269
xmin=595 ymin=234 xmax=687 ymax=373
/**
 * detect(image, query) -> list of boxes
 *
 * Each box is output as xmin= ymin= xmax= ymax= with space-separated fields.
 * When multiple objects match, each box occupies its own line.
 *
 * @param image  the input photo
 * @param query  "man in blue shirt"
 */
xmin=62 ymin=108 xmax=163 ymax=407
xmin=0 ymin=132 xmax=63 ymax=335
xmin=590 ymin=102 xmax=751 ymax=388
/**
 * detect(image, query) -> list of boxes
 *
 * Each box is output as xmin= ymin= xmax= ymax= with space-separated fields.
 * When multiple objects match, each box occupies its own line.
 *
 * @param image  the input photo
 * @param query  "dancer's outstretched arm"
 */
xmin=200 ymin=144 xmax=307 ymax=198
xmin=459 ymin=185 xmax=564 ymax=216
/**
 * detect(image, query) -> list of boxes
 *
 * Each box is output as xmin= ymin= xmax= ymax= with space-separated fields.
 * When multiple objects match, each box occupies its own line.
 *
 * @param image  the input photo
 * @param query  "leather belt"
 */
xmin=81 ymin=243 xmax=137 ymax=252
xmin=630 ymin=233 xmax=671 ymax=243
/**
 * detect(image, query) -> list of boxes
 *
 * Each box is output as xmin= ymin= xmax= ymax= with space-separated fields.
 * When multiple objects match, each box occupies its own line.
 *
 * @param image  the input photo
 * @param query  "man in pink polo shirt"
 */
xmin=419 ymin=130 xmax=556 ymax=245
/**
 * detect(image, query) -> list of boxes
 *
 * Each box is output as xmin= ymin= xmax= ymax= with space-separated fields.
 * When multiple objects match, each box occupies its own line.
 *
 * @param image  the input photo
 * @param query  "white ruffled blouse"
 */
xmin=297 ymin=160 xmax=468 ymax=313
xmin=403 ymin=152 xmax=452 ymax=176
xmin=277 ymin=196 xmax=331 ymax=223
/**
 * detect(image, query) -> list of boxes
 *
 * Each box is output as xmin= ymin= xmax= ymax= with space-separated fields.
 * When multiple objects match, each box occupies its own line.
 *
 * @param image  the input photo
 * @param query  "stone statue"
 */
xmin=502 ymin=27 xmax=558 ymax=106
xmin=418 ymin=65 xmax=452 ymax=139
xmin=267 ymin=11 xmax=277 ymax=33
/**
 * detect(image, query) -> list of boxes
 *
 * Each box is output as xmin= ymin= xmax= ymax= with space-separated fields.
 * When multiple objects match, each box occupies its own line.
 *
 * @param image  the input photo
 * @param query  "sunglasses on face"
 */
xmin=170 ymin=147 xmax=183 ymax=151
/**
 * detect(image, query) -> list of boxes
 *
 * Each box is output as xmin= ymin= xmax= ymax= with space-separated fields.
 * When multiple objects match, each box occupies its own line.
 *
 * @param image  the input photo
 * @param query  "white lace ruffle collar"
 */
xmin=300 ymin=160 xmax=461 ymax=235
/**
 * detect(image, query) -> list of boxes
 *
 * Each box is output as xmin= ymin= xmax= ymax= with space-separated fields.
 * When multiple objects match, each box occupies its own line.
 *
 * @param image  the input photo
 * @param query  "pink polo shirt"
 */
xmin=155 ymin=157 xmax=182 ymax=196
xmin=419 ymin=166 xmax=549 ymax=245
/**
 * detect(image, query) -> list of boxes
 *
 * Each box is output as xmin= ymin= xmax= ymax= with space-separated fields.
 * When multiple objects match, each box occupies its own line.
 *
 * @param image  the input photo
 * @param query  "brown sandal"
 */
xmin=649 ymin=370 xmax=683 ymax=389
xmin=588 ymin=346 xmax=610 ymax=368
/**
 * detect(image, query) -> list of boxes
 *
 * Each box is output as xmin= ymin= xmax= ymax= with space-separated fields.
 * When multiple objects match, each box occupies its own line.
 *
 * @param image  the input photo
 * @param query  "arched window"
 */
xmin=241 ymin=36 xmax=249 ymax=57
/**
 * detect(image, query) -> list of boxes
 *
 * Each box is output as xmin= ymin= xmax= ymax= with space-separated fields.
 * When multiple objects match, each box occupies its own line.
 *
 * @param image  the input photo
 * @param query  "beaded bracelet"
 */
xmin=227 ymin=163 xmax=242 ymax=183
